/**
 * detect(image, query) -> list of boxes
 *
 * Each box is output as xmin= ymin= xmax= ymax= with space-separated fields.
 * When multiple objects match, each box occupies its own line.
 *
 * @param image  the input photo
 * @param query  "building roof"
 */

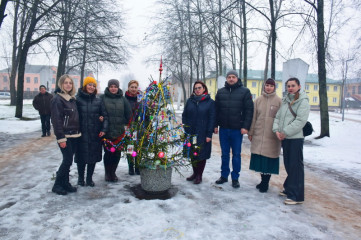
xmin=206 ymin=69 xmax=341 ymax=85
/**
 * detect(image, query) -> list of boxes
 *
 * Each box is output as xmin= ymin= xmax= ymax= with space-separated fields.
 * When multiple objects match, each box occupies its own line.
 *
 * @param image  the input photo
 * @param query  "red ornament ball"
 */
xmin=131 ymin=151 xmax=137 ymax=157
xmin=187 ymin=143 xmax=191 ymax=147
xmin=193 ymin=152 xmax=198 ymax=156
xmin=110 ymin=147 xmax=116 ymax=153
xmin=158 ymin=152 xmax=165 ymax=158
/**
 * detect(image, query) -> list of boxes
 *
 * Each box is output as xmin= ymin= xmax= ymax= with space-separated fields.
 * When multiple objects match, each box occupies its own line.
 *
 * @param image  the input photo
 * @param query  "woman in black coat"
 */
xmin=125 ymin=80 xmax=141 ymax=175
xmin=75 ymin=77 xmax=108 ymax=187
xmin=182 ymin=81 xmax=216 ymax=184
xmin=51 ymin=74 xmax=81 ymax=195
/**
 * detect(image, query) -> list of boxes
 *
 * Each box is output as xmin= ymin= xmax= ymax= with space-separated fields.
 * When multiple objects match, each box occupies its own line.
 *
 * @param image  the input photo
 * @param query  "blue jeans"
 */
xmin=219 ymin=128 xmax=243 ymax=180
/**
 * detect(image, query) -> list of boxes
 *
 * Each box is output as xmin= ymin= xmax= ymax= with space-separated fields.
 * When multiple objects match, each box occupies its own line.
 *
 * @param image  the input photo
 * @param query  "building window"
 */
xmin=34 ymin=77 xmax=38 ymax=83
xmin=352 ymin=86 xmax=356 ymax=94
xmin=314 ymin=85 xmax=318 ymax=91
xmin=313 ymin=96 xmax=318 ymax=103
xmin=276 ymin=83 xmax=279 ymax=89
xmin=358 ymin=86 xmax=361 ymax=94
xmin=252 ymin=94 xmax=256 ymax=99
xmin=334 ymin=86 xmax=338 ymax=91
xmin=305 ymin=84 xmax=309 ymax=90
xmin=3 ymin=76 xmax=8 ymax=82
xmin=26 ymin=77 xmax=31 ymax=83
xmin=4 ymin=87 xmax=8 ymax=90
xmin=34 ymin=88 xmax=37 ymax=91
xmin=27 ymin=88 xmax=30 ymax=91
xmin=333 ymin=97 xmax=337 ymax=103
xmin=52 ymin=78 xmax=55 ymax=83
xmin=252 ymin=82 xmax=257 ymax=88
xmin=327 ymin=86 xmax=329 ymax=91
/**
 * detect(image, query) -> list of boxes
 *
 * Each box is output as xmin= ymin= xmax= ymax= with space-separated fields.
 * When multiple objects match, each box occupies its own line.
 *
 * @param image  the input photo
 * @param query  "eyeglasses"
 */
xmin=194 ymin=87 xmax=203 ymax=90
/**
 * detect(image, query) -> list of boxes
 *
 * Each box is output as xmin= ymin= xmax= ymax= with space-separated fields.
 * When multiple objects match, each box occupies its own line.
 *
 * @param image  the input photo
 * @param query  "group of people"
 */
xmin=34 ymin=70 xmax=310 ymax=205
xmin=38 ymin=75 xmax=137 ymax=196
xmin=182 ymin=70 xmax=309 ymax=205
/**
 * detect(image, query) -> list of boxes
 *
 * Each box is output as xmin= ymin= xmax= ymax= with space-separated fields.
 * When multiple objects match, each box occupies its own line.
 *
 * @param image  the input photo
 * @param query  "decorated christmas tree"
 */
xmin=103 ymin=59 xmax=196 ymax=172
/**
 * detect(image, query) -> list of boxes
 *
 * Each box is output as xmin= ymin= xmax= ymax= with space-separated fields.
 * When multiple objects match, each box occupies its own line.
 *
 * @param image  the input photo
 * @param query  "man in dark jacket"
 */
xmin=33 ymin=85 xmax=53 ymax=137
xmin=214 ymin=70 xmax=254 ymax=188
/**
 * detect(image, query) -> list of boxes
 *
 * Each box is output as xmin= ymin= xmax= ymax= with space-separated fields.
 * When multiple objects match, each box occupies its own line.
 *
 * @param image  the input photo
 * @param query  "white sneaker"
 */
xmin=284 ymin=198 xmax=303 ymax=205
xmin=279 ymin=190 xmax=287 ymax=196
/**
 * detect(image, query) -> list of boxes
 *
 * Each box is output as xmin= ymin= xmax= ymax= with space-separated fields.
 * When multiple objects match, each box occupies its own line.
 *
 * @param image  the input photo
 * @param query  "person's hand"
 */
xmin=241 ymin=128 xmax=248 ymax=135
xmin=206 ymin=137 xmax=212 ymax=142
xmin=248 ymin=135 xmax=252 ymax=141
xmin=276 ymin=132 xmax=285 ymax=141
xmin=99 ymin=132 xmax=105 ymax=137
xmin=99 ymin=116 xmax=104 ymax=122
xmin=214 ymin=127 xmax=218 ymax=134
xmin=59 ymin=142 xmax=66 ymax=148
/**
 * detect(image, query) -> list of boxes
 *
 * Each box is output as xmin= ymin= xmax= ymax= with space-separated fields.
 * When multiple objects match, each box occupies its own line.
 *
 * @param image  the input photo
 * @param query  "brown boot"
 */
xmin=193 ymin=160 xmax=206 ymax=184
xmin=104 ymin=165 xmax=112 ymax=182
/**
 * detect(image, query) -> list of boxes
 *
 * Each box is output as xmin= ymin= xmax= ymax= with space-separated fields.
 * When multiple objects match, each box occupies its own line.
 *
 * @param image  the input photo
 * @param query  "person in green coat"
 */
xmin=273 ymin=77 xmax=310 ymax=205
xmin=101 ymin=79 xmax=131 ymax=182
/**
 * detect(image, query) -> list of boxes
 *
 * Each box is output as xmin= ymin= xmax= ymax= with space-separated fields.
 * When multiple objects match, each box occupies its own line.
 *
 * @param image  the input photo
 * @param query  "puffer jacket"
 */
xmin=182 ymin=94 xmax=216 ymax=160
xmin=215 ymin=79 xmax=254 ymax=130
xmin=33 ymin=92 xmax=53 ymax=115
xmin=100 ymin=87 xmax=131 ymax=139
xmin=75 ymin=89 xmax=109 ymax=164
xmin=249 ymin=91 xmax=282 ymax=158
xmin=51 ymin=89 xmax=81 ymax=143
xmin=272 ymin=91 xmax=310 ymax=139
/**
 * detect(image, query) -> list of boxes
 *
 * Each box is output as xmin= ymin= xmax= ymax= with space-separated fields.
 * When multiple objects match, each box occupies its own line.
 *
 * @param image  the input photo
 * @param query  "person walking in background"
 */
xmin=125 ymin=80 xmax=141 ymax=175
xmin=182 ymin=81 xmax=216 ymax=184
xmin=101 ymin=79 xmax=131 ymax=182
xmin=33 ymin=85 xmax=53 ymax=137
xmin=51 ymin=75 xmax=81 ymax=195
xmin=248 ymin=78 xmax=282 ymax=193
xmin=273 ymin=77 xmax=310 ymax=205
xmin=75 ymin=77 xmax=108 ymax=187
xmin=214 ymin=70 xmax=254 ymax=188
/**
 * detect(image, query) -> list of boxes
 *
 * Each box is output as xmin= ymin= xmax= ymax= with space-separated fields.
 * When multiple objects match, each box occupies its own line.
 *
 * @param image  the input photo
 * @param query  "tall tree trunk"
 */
xmin=242 ymin=0 xmax=247 ymax=87
xmin=316 ymin=0 xmax=330 ymax=138
xmin=269 ymin=0 xmax=276 ymax=79
xmin=264 ymin=34 xmax=272 ymax=81
xmin=15 ymin=0 xmax=40 ymax=118
xmin=0 ymin=0 xmax=9 ymax=29
xmin=79 ymin=1 xmax=89 ymax=86
xmin=10 ymin=0 xmax=21 ymax=106
xmin=218 ymin=0 xmax=222 ymax=77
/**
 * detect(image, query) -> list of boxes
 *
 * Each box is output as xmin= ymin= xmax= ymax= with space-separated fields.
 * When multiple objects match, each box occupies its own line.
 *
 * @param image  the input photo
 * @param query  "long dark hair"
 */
xmin=286 ymin=77 xmax=300 ymax=105
xmin=192 ymin=80 xmax=208 ymax=94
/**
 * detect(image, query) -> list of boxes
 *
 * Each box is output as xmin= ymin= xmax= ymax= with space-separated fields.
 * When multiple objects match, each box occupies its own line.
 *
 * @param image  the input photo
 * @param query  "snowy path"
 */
xmin=0 ymin=131 xmax=360 ymax=239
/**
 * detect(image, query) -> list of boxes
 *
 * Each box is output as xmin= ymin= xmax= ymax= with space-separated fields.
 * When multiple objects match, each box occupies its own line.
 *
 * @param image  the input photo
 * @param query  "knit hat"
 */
xmin=108 ymin=79 xmax=120 ymax=88
xmin=39 ymin=85 xmax=46 ymax=90
xmin=83 ymin=76 xmax=97 ymax=87
xmin=265 ymin=78 xmax=276 ymax=86
xmin=226 ymin=70 xmax=238 ymax=78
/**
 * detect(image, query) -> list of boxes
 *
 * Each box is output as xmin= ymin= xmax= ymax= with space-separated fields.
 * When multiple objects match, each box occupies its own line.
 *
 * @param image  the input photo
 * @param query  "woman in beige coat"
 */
xmin=248 ymin=78 xmax=282 ymax=193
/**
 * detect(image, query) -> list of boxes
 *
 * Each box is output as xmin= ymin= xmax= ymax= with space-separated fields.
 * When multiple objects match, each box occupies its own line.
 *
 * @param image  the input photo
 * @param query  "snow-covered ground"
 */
xmin=0 ymin=100 xmax=360 ymax=239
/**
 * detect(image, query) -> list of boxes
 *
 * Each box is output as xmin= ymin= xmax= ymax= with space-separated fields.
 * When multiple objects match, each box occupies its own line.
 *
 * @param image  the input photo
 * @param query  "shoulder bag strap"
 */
xmin=288 ymin=102 xmax=297 ymax=118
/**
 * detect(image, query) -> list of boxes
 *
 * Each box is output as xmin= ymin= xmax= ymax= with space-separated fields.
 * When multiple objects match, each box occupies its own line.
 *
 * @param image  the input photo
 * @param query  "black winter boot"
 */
xmin=194 ymin=160 xmax=206 ymax=184
xmin=186 ymin=165 xmax=196 ymax=181
xmin=52 ymin=172 xmax=67 ymax=195
xmin=63 ymin=170 xmax=77 ymax=193
xmin=259 ymin=174 xmax=271 ymax=193
xmin=256 ymin=174 xmax=264 ymax=189
xmin=77 ymin=163 xmax=85 ymax=186
xmin=86 ymin=164 xmax=96 ymax=187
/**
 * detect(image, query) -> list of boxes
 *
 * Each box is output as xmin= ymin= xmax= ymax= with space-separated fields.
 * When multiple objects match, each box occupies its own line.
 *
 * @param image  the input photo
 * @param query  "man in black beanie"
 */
xmin=214 ymin=70 xmax=254 ymax=188
xmin=33 ymin=85 xmax=53 ymax=137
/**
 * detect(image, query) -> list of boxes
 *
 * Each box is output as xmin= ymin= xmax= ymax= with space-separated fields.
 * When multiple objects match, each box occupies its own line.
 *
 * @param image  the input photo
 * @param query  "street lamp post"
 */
xmin=342 ymin=58 xmax=354 ymax=121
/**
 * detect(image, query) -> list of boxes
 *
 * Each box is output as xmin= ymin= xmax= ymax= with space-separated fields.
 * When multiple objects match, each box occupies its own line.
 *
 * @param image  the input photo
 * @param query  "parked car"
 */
xmin=0 ymin=92 xmax=11 ymax=99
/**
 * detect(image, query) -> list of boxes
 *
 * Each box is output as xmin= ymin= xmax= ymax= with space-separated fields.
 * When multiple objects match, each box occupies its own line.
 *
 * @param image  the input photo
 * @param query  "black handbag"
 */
xmin=288 ymin=103 xmax=313 ymax=137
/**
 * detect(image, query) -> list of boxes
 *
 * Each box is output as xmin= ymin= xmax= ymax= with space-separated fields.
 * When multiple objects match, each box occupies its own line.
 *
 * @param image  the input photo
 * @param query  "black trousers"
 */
xmin=282 ymin=138 xmax=304 ymax=202
xmin=103 ymin=150 xmax=121 ymax=166
xmin=57 ymin=138 xmax=79 ymax=178
xmin=40 ymin=114 xmax=51 ymax=134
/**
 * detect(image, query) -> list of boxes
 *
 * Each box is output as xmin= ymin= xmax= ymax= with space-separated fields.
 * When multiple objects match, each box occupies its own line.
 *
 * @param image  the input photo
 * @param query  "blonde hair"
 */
xmin=128 ymin=80 xmax=139 ymax=88
xmin=58 ymin=74 xmax=76 ymax=96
